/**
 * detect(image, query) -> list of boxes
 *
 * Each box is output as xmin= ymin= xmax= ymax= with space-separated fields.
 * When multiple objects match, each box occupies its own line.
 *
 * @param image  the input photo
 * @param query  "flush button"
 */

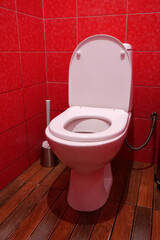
xmin=76 ymin=51 xmax=81 ymax=59
xmin=120 ymin=50 xmax=125 ymax=60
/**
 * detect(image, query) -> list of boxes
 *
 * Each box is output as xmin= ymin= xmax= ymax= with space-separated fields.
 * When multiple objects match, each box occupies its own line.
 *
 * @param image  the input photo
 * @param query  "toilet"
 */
xmin=46 ymin=34 xmax=132 ymax=211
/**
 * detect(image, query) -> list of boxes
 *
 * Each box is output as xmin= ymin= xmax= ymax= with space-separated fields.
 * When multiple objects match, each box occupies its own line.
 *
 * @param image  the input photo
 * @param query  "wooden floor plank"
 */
xmin=153 ymin=165 xmax=160 ymax=210
xmin=40 ymin=162 xmax=67 ymax=187
xmin=29 ymin=167 xmax=53 ymax=184
xmin=122 ymin=161 xmax=142 ymax=205
xmin=152 ymin=210 xmax=160 ymax=240
xmin=109 ymin=159 xmax=131 ymax=202
xmin=28 ymin=191 xmax=68 ymax=240
xmin=53 ymin=168 xmax=70 ymax=190
xmin=50 ymin=206 xmax=80 ymax=240
xmin=131 ymin=206 xmax=152 ymax=240
xmin=90 ymin=200 xmax=119 ymax=240
xmin=0 ymin=185 xmax=48 ymax=240
xmin=111 ymin=203 xmax=135 ymax=240
xmin=70 ymin=210 xmax=100 ymax=240
xmin=0 ymin=182 xmax=36 ymax=225
xmin=137 ymin=163 xmax=154 ymax=208
xmin=0 ymin=179 xmax=25 ymax=208
xmin=18 ymin=160 xmax=42 ymax=182
xmin=9 ymin=188 xmax=61 ymax=240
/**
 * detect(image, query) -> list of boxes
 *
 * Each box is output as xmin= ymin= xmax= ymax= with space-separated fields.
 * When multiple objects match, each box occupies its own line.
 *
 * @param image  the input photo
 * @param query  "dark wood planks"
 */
xmin=28 ymin=191 xmax=68 ymax=240
xmin=0 ymin=159 xmax=159 ymax=240
xmin=131 ymin=206 xmax=152 ymax=240
xmin=109 ymin=159 xmax=131 ymax=202
xmin=70 ymin=210 xmax=100 ymax=240
xmin=10 ymin=188 xmax=61 ymax=240
xmin=49 ymin=207 xmax=80 ymax=240
xmin=40 ymin=162 xmax=67 ymax=187
xmin=137 ymin=163 xmax=154 ymax=208
xmin=152 ymin=210 xmax=160 ymax=240
xmin=122 ymin=161 xmax=142 ymax=205
xmin=111 ymin=203 xmax=135 ymax=240
xmin=53 ymin=167 xmax=70 ymax=190
xmin=90 ymin=200 xmax=119 ymax=240
xmin=0 ymin=185 xmax=48 ymax=239
xmin=0 ymin=182 xmax=36 ymax=225
xmin=0 ymin=179 xmax=25 ymax=208
xmin=28 ymin=167 xmax=53 ymax=184
xmin=154 ymin=165 xmax=160 ymax=210
xmin=18 ymin=160 xmax=42 ymax=182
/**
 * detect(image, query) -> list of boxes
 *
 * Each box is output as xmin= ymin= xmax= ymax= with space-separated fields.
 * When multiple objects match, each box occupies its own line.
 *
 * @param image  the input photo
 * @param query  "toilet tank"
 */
xmin=69 ymin=35 xmax=132 ymax=112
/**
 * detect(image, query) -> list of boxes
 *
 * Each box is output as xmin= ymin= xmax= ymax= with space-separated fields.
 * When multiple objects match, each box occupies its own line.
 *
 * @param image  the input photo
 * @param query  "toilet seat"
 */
xmin=49 ymin=106 xmax=131 ymax=142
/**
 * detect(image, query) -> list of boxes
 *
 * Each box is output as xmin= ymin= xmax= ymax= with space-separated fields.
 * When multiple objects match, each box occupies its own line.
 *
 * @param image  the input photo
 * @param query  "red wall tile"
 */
xmin=18 ymin=14 xmax=44 ymax=51
xmin=0 ymin=0 xmax=15 ymax=10
xmin=27 ymin=114 xmax=46 ymax=151
xmin=127 ymin=14 xmax=160 ymax=51
xmin=0 ymin=53 xmax=22 ymax=93
xmin=47 ymin=52 xmax=72 ymax=83
xmin=21 ymin=53 xmax=46 ymax=87
xmin=48 ymin=83 xmax=68 ymax=111
xmin=126 ymin=118 xmax=160 ymax=150
xmin=133 ymin=87 xmax=160 ymax=119
xmin=0 ymin=8 xmax=19 ymax=51
xmin=133 ymin=52 xmax=160 ymax=87
xmin=117 ymin=143 xmax=158 ymax=164
xmin=78 ymin=0 xmax=127 ymax=16
xmin=128 ymin=0 xmax=160 ymax=13
xmin=44 ymin=0 xmax=76 ymax=18
xmin=23 ymin=83 xmax=47 ymax=120
xmin=0 ymin=90 xmax=25 ymax=134
xmin=78 ymin=15 xmax=126 ymax=43
xmin=0 ymin=154 xmax=29 ymax=191
xmin=0 ymin=124 xmax=28 ymax=172
xmin=45 ymin=18 xmax=77 ymax=51
xmin=16 ymin=0 xmax=43 ymax=18
xmin=50 ymin=110 xmax=62 ymax=120
xmin=29 ymin=144 xmax=41 ymax=165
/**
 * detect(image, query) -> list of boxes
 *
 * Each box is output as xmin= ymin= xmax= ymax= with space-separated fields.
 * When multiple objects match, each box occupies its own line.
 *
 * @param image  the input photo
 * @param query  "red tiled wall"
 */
xmin=0 ymin=0 xmax=46 ymax=190
xmin=44 ymin=0 xmax=160 ymax=164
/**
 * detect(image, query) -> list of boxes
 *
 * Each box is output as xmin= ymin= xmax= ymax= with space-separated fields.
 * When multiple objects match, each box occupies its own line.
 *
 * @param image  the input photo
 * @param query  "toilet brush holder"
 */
xmin=41 ymin=140 xmax=59 ymax=168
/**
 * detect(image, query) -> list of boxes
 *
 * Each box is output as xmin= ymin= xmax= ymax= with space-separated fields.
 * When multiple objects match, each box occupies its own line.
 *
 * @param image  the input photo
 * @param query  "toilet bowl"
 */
xmin=46 ymin=34 xmax=132 ymax=211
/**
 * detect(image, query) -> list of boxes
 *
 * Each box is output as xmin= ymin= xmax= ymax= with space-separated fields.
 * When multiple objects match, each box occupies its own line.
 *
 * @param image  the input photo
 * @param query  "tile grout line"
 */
xmin=41 ymin=0 xmax=49 ymax=99
xmin=13 ymin=0 xmax=31 ymax=165
xmin=76 ymin=0 xmax=79 ymax=45
xmin=44 ymin=11 xmax=160 ymax=20
xmin=0 ymin=6 xmax=43 ymax=20
xmin=0 ymin=110 xmax=46 ymax=137
xmin=125 ymin=0 xmax=128 ymax=43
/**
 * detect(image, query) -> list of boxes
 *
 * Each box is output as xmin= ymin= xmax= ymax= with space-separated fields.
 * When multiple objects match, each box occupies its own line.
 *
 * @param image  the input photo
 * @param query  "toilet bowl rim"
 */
xmin=48 ymin=106 xmax=131 ymax=143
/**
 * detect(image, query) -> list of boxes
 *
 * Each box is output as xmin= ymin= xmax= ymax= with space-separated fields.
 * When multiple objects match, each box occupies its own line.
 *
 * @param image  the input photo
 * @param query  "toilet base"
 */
xmin=67 ymin=163 xmax=113 ymax=212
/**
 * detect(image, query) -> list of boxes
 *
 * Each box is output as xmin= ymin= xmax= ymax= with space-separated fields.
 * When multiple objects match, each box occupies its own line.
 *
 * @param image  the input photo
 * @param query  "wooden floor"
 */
xmin=0 ymin=158 xmax=160 ymax=240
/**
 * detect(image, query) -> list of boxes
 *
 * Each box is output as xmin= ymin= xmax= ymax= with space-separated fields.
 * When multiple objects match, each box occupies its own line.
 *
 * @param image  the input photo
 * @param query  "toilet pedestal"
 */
xmin=67 ymin=163 xmax=113 ymax=211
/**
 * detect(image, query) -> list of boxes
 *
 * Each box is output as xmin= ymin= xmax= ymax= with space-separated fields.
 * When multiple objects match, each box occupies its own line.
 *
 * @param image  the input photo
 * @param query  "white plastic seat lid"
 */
xmin=48 ymin=107 xmax=131 ymax=142
xmin=69 ymin=34 xmax=132 ymax=112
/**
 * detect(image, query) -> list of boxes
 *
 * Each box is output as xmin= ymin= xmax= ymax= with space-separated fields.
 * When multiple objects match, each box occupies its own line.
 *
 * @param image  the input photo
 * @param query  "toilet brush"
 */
xmin=40 ymin=100 xmax=58 ymax=167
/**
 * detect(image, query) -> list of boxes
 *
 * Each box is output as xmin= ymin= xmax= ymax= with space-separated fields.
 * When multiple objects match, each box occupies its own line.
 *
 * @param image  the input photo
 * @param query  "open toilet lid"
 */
xmin=69 ymin=34 xmax=132 ymax=112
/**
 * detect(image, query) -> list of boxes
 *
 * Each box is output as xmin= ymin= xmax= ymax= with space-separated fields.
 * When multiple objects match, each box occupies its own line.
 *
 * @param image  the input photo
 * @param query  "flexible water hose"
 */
xmin=125 ymin=112 xmax=158 ymax=151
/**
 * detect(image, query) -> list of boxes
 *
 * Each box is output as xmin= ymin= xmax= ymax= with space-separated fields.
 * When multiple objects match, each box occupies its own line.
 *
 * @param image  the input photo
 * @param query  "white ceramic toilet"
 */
xmin=46 ymin=34 xmax=132 ymax=211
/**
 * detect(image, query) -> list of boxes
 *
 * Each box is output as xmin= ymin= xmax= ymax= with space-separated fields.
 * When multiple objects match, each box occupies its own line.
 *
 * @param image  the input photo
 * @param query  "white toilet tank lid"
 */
xmin=69 ymin=34 xmax=132 ymax=112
